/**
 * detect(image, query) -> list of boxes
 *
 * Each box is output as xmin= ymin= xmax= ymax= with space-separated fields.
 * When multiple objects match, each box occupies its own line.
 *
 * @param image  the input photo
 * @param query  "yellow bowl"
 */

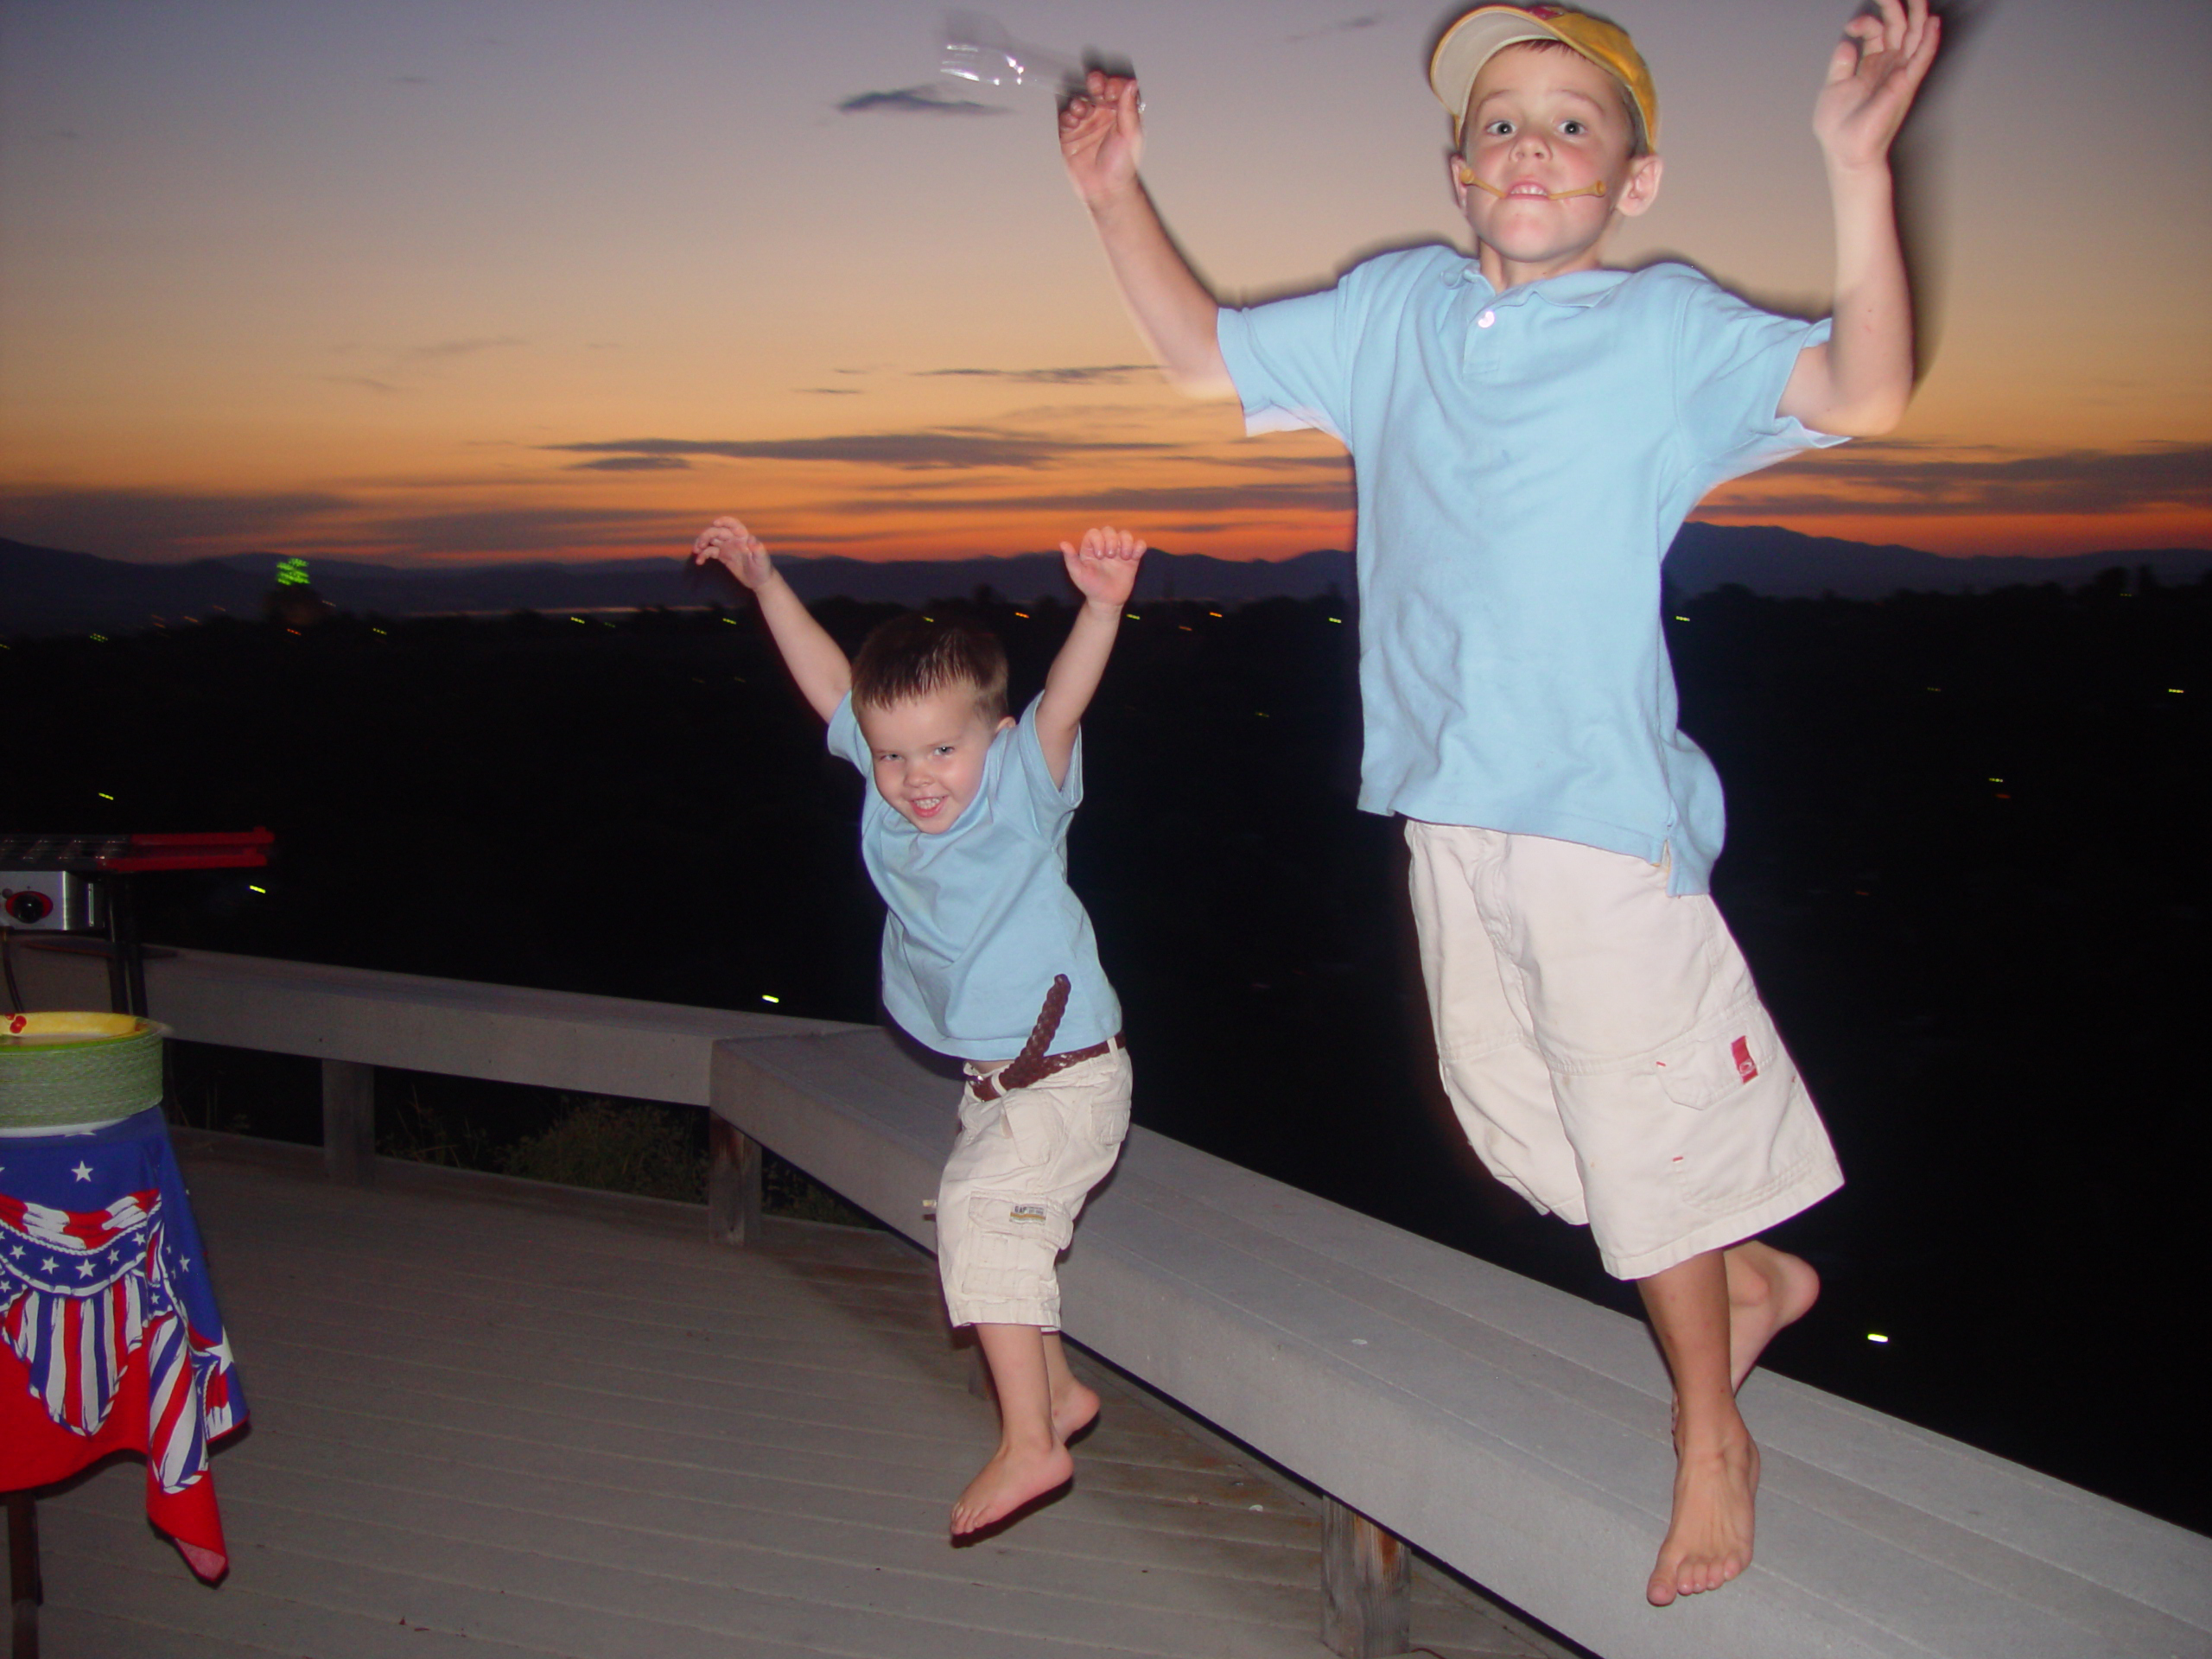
xmin=3 ymin=1010 xmax=150 ymax=1046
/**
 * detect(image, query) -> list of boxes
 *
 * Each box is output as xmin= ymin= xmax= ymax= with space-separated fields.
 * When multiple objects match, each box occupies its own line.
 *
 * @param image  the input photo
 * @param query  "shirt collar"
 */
xmin=1457 ymin=263 xmax=1627 ymax=308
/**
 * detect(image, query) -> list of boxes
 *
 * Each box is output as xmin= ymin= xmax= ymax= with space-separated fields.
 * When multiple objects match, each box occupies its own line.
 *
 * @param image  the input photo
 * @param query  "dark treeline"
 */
xmin=5 ymin=569 xmax=2207 ymax=1531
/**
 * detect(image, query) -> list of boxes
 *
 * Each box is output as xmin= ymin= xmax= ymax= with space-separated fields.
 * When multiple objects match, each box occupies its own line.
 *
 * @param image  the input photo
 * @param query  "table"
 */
xmin=1 ymin=1108 xmax=247 ymax=1583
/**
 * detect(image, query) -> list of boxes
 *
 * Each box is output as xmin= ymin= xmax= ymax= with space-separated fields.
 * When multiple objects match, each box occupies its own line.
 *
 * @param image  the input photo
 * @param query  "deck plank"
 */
xmin=31 ymin=1135 xmax=1568 ymax=1659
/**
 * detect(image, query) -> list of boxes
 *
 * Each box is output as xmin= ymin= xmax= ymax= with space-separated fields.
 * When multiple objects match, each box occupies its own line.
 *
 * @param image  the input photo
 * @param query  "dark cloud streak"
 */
xmin=920 ymin=365 xmax=1155 ymax=385
xmin=409 ymin=336 xmax=526 ymax=362
xmin=363 ymin=505 xmax=679 ymax=556
xmin=0 ymin=487 xmax=353 ymax=557
xmin=829 ymin=480 xmax=1355 ymax=517
xmin=548 ymin=429 xmax=1173 ymax=471
xmin=837 ymin=86 xmax=1007 ymax=116
xmin=1287 ymin=13 xmax=1387 ymax=41
xmin=1726 ymin=442 xmax=2212 ymax=518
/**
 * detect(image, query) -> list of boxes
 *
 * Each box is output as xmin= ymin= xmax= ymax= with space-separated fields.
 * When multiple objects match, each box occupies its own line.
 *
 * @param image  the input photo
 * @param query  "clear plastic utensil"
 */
xmin=939 ymin=10 xmax=1137 ymax=105
xmin=940 ymin=10 xmax=1084 ymax=90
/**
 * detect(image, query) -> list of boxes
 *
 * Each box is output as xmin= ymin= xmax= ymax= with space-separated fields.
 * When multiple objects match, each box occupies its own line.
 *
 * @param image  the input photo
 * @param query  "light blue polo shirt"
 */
xmin=828 ymin=691 xmax=1120 ymax=1059
xmin=1216 ymin=246 xmax=1841 ymax=894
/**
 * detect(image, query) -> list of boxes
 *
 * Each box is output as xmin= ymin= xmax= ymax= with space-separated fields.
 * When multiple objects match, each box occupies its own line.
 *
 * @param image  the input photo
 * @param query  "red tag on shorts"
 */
xmin=1731 ymin=1035 xmax=1758 ymax=1084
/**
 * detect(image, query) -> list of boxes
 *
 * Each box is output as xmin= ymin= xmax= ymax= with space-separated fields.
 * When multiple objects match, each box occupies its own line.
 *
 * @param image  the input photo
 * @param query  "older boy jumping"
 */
xmin=1058 ymin=0 xmax=1937 ymax=1606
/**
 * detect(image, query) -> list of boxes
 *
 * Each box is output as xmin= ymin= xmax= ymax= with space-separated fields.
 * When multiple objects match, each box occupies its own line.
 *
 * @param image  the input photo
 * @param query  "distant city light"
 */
xmin=1014 ymin=611 xmax=1029 ymax=619
xmin=249 ymin=885 xmax=267 ymax=895
xmin=89 ymin=633 xmax=108 ymax=643
xmin=1126 ymin=613 xmax=1140 ymax=620
xmin=1674 ymin=614 xmax=1690 ymax=622
xmin=1209 ymin=611 xmax=1222 ymax=618
xmin=1988 ymin=777 xmax=2003 ymax=783
xmin=2171 ymin=688 xmax=2185 ymax=694
xmin=372 ymin=626 xmax=387 ymax=635
xmin=1867 ymin=1332 xmax=1890 ymax=1344
xmin=1927 ymin=686 xmax=1942 ymax=692
xmin=276 ymin=556 xmax=310 ymax=588
xmin=1328 ymin=617 xmax=1343 ymax=624
xmin=570 ymin=616 xmax=585 ymax=625
xmin=98 ymin=792 xmax=114 ymax=801
xmin=760 ymin=994 xmax=781 ymax=1004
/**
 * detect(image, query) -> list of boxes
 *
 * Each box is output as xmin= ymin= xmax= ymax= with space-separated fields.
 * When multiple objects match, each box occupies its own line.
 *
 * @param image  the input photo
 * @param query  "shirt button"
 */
xmin=1477 ymin=309 xmax=1496 ymax=327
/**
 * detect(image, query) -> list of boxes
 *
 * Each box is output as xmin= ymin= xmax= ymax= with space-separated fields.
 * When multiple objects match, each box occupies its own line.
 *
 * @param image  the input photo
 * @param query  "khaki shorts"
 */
xmin=935 ymin=1045 xmax=1132 ymax=1329
xmin=1406 ymin=822 xmax=1842 ymax=1279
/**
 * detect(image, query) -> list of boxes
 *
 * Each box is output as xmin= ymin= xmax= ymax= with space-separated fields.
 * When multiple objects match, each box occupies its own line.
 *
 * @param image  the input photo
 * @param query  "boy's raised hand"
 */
xmin=692 ymin=516 xmax=774 ymax=589
xmin=1814 ymin=0 xmax=1940 ymax=173
xmin=1059 ymin=69 xmax=1144 ymax=207
xmin=692 ymin=514 xmax=849 ymax=718
xmin=1037 ymin=525 xmax=1147 ymax=785
xmin=1060 ymin=524 xmax=1147 ymax=609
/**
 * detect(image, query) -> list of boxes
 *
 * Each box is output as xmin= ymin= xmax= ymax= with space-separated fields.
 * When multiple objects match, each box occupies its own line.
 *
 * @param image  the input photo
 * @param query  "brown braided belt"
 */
xmin=969 ymin=973 xmax=1122 ymax=1102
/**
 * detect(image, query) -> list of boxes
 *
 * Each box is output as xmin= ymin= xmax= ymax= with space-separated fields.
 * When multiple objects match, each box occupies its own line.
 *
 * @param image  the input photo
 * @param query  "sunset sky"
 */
xmin=3 ymin=0 xmax=2206 ymax=570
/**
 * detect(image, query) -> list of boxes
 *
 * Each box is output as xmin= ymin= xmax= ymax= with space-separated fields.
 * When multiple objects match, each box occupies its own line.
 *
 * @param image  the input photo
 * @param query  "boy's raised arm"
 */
xmin=1780 ymin=0 xmax=1942 ymax=437
xmin=1059 ymin=73 xmax=1236 ymax=400
xmin=693 ymin=517 xmax=850 ymax=722
xmin=1035 ymin=525 xmax=1147 ymax=787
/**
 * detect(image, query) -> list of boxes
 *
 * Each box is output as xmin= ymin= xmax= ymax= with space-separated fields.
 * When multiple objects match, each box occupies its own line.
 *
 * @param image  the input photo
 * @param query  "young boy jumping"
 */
xmin=1058 ymin=0 xmax=1938 ymax=1607
xmin=694 ymin=516 xmax=1144 ymax=1537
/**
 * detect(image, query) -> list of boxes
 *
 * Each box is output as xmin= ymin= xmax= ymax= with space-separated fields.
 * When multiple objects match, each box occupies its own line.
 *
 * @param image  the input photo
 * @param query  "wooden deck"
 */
xmin=31 ymin=1135 xmax=1576 ymax=1659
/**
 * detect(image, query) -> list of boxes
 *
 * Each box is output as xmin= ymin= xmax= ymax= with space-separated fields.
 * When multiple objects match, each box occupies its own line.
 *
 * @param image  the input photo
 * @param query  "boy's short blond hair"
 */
xmin=850 ymin=613 xmax=1009 ymax=721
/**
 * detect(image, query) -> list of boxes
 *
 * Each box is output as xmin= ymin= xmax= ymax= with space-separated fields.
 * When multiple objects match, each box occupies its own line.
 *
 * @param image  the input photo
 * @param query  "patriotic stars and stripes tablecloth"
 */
xmin=0 ymin=1107 xmax=247 ymax=1581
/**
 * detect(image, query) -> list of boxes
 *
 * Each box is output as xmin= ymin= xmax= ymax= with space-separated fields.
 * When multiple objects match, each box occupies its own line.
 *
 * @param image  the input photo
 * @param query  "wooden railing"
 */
xmin=16 ymin=944 xmax=2211 ymax=1659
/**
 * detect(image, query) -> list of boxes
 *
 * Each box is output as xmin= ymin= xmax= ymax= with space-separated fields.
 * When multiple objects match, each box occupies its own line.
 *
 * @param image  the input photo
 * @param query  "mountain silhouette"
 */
xmin=5 ymin=528 xmax=2205 ymax=638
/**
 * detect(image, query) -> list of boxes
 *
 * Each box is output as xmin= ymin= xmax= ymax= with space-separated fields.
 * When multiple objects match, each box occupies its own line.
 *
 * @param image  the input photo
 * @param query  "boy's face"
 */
xmin=1452 ymin=43 xmax=1662 ymax=286
xmin=855 ymin=683 xmax=1014 ymax=835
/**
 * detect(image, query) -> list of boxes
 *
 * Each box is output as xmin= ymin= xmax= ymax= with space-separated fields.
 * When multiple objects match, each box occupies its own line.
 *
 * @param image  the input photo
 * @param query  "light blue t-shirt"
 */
xmin=1216 ymin=247 xmax=1843 ymax=894
xmin=828 ymin=692 xmax=1121 ymax=1059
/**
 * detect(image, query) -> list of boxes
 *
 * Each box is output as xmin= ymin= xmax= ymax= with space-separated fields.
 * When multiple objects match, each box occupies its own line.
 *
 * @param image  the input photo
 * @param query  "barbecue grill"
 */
xmin=0 ymin=830 xmax=272 ymax=1015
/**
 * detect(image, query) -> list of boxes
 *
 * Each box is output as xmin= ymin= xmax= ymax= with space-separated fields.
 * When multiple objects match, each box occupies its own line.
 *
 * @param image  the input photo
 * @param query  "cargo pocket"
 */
xmin=1087 ymin=1093 xmax=1131 ymax=1156
xmin=1650 ymin=1003 xmax=1777 ymax=1112
xmin=1001 ymin=1090 xmax=1067 ymax=1169
xmin=1660 ymin=1003 xmax=1825 ymax=1217
xmin=958 ymin=1192 xmax=1075 ymax=1302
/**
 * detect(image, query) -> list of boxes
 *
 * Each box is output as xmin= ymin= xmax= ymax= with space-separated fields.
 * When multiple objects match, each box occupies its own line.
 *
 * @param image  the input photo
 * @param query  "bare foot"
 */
xmin=1647 ymin=1424 xmax=1759 ymax=1605
xmin=950 ymin=1440 xmax=1073 ymax=1537
xmin=1725 ymin=1241 xmax=1821 ymax=1392
xmin=1052 ymin=1377 xmax=1100 ymax=1443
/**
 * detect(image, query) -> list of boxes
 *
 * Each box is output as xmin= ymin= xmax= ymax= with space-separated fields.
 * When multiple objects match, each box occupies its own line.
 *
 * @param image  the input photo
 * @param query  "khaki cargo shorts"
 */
xmin=935 ymin=1045 xmax=1132 ymax=1329
xmin=1407 ymin=821 xmax=1842 ymax=1279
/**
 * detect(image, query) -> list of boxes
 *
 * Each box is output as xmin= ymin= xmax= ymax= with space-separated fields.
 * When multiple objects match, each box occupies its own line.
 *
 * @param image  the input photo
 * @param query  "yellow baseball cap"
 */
xmin=1429 ymin=3 xmax=1657 ymax=153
